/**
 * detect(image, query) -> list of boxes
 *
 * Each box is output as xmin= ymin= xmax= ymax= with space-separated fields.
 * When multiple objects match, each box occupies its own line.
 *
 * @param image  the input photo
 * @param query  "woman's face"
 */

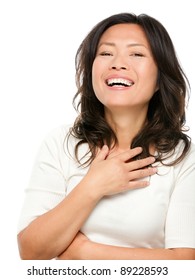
xmin=92 ymin=23 xmax=158 ymax=112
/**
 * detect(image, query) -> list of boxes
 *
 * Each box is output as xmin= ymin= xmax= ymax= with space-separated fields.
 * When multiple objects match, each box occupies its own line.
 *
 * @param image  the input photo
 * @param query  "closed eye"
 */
xmin=130 ymin=53 xmax=144 ymax=57
xmin=100 ymin=52 xmax=113 ymax=56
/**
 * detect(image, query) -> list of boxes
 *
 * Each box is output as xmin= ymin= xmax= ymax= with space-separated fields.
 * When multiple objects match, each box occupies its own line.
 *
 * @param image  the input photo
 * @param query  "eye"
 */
xmin=130 ymin=53 xmax=144 ymax=57
xmin=99 ymin=52 xmax=112 ymax=56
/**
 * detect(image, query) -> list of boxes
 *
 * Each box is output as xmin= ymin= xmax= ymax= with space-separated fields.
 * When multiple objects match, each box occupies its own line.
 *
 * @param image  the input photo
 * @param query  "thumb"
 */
xmin=95 ymin=145 xmax=109 ymax=161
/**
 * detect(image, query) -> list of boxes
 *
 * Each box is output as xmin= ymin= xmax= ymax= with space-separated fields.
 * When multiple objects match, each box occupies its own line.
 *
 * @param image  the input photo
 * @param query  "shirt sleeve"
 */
xmin=17 ymin=126 xmax=70 ymax=233
xmin=165 ymin=144 xmax=195 ymax=249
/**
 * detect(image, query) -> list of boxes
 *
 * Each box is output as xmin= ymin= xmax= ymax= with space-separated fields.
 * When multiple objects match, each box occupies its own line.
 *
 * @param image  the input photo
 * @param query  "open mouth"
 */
xmin=106 ymin=78 xmax=134 ymax=87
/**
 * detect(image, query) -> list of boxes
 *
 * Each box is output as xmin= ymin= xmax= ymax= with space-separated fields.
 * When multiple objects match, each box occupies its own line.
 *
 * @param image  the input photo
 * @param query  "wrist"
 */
xmin=79 ymin=178 xmax=104 ymax=202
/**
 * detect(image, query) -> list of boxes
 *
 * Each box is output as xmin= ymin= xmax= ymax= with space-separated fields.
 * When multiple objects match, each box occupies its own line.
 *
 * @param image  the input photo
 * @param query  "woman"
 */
xmin=17 ymin=13 xmax=195 ymax=259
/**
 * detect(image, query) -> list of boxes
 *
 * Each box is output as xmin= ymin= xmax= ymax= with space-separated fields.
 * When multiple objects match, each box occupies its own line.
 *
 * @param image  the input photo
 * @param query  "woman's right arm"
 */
xmin=17 ymin=178 xmax=101 ymax=260
xmin=18 ymin=145 xmax=157 ymax=259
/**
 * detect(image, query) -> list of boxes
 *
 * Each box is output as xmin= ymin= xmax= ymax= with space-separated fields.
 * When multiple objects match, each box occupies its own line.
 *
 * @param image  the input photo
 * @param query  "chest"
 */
xmin=67 ymin=163 xmax=175 ymax=247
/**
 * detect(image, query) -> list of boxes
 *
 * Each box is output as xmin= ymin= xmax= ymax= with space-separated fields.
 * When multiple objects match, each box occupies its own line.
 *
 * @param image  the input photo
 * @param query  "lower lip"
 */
xmin=107 ymin=85 xmax=133 ymax=91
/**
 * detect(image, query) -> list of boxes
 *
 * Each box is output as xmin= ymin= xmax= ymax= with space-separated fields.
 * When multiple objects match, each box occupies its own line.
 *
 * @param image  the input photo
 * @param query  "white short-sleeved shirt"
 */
xmin=17 ymin=124 xmax=195 ymax=249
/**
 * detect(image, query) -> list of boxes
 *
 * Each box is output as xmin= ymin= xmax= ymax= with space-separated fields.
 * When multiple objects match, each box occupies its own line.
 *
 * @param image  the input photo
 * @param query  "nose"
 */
xmin=109 ymin=56 xmax=129 ymax=71
xmin=111 ymin=65 xmax=127 ymax=70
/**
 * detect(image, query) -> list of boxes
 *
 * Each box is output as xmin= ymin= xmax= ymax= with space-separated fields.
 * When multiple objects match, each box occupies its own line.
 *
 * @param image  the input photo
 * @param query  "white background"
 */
xmin=0 ymin=0 xmax=194 ymax=275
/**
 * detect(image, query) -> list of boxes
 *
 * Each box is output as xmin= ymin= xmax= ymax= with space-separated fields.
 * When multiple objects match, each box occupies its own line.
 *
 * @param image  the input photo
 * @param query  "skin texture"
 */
xmin=92 ymin=24 xmax=159 ymax=112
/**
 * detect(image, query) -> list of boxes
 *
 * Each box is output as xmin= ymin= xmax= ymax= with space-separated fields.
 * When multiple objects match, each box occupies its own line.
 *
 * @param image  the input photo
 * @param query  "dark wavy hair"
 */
xmin=68 ymin=12 xmax=191 ymax=166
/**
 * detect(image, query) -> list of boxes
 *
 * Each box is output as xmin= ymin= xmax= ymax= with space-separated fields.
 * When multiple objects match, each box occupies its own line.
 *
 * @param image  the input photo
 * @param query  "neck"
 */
xmin=105 ymin=107 xmax=147 ymax=151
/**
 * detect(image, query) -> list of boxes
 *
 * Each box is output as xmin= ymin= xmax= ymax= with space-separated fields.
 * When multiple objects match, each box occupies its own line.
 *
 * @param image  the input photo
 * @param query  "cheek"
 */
xmin=140 ymin=64 xmax=158 ymax=90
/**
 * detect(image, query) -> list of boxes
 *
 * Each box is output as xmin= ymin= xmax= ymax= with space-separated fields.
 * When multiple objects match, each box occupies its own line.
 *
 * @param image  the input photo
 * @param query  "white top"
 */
xmin=17 ymin=124 xmax=195 ymax=249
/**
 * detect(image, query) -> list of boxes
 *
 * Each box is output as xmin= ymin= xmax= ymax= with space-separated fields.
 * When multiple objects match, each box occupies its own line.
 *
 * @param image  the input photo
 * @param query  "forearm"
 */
xmin=17 ymin=182 xmax=100 ymax=260
xmin=58 ymin=234 xmax=195 ymax=260
xmin=17 ymin=147 xmax=158 ymax=260
xmin=82 ymin=242 xmax=195 ymax=260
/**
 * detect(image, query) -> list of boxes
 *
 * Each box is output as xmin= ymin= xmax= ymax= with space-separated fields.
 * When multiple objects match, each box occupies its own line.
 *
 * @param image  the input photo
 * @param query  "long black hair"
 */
xmin=69 ymin=12 xmax=191 ymax=166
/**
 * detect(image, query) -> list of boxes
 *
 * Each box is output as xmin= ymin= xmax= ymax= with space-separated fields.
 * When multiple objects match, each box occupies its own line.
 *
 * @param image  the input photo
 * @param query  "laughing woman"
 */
xmin=17 ymin=13 xmax=195 ymax=260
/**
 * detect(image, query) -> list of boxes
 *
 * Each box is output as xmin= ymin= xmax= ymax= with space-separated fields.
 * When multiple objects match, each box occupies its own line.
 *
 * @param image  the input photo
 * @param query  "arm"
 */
xmin=58 ymin=145 xmax=195 ymax=261
xmin=58 ymin=232 xmax=195 ymax=260
xmin=18 ymin=146 xmax=157 ymax=260
xmin=17 ymin=182 xmax=100 ymax=260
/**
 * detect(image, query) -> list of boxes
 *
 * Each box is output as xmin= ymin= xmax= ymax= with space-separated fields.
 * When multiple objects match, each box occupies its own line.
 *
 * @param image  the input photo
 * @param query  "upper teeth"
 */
xmin=107 ymin=78 xmax=133 ymax=87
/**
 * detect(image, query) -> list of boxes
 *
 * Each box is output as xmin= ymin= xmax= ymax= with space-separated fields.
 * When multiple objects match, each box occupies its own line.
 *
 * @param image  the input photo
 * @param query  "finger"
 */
xmin=127 ymin=156 xmax=156 ymax=171
xmin=116 ymin=147 xmax=143 ymax=162
xmin=94 ymin=145 xmax=109 ymax=162
xmin=120 ymin=178 xmax=150 ymax=192
xmin=128 ymin=166 xmax=157 ymax=181
xmin=128 ymin=179 xmax=151 ymax=190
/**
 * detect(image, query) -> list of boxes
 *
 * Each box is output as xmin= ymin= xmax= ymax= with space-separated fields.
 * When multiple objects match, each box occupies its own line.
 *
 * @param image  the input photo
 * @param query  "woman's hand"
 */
xmin=81 ymin=145 xmax=157 ymax=199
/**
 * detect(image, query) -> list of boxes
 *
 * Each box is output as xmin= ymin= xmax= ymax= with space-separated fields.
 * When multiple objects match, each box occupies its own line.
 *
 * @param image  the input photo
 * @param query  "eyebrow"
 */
xmin=98 ymin=42 xmax=148 ymax=49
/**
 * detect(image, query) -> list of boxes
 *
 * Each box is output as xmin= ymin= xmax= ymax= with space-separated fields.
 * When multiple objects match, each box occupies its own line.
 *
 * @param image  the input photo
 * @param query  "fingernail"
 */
xmin=152 ymin=167 xmax=158 ymax=172
xmin=148 ymin=166 xmax=157 ymax=172
xmin=102 ymin=145 xmax=108 ymax=150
